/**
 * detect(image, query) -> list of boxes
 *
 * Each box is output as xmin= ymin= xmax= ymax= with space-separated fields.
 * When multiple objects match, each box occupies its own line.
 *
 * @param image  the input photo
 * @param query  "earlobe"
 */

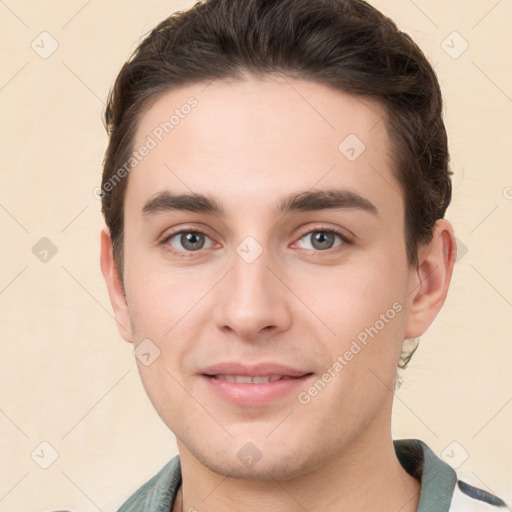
xmin=404 ymin=219 xmax=457 ymax=339
xmin=99 ymin=225 xmax=134 ymax=343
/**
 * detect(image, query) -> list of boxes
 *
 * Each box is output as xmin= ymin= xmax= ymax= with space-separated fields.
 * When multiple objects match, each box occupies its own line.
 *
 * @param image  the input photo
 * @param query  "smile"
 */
xmin=201 ymin=373 xmax=314 ymax=407
xmin=209 ymin=374 xmax=295 ymax=383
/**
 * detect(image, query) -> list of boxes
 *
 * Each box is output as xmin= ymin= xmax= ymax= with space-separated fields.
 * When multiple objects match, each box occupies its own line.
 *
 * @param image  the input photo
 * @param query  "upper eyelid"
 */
xmin=296 ymin=225 xmax=351 ymax=242
xmin=160 ymin=225 xmax=215 ymax=244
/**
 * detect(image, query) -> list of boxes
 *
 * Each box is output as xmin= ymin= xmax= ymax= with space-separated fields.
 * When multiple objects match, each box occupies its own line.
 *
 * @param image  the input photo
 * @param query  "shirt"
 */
xmin=116 ymin=438 xmax=508 ymax=512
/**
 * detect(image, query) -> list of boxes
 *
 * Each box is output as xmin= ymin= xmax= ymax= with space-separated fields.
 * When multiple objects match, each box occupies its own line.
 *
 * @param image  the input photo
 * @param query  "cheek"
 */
xmin=294 ymin=257 xmax=406 ymax=338
xmin=124 ymin=258 xmax=222 ymax=360
xmin=298 ymin=252 xmax=408 ymax=388
xmin=123 ymin=244 xmax=187 ymax=318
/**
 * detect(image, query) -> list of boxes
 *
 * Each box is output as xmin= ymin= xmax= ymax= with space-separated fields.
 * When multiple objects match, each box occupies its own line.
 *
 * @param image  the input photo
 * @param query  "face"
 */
xmin=106 ymin=76 xmax=428 ymax=479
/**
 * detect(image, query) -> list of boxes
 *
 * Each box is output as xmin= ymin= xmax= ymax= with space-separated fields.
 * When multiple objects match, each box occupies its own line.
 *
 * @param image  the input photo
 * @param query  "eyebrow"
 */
xmin=141 ymin=188 xmax=379 ymax=219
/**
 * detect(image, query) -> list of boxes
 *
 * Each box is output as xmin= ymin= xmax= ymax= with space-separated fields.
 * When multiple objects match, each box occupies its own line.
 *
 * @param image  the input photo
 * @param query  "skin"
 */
xmin=100 ymin=75 xmax=457 ymax=512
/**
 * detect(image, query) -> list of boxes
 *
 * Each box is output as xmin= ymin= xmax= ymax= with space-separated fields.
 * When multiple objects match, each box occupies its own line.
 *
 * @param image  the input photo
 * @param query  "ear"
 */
xmin=100 ymin=225 xmax=134 ymax=343
xmin=405 ymin=219 xmax=457 ymax=338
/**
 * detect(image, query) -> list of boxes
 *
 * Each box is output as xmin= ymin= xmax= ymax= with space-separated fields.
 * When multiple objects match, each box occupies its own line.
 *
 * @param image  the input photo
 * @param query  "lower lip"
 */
xmin=200 ymin=374 xmax=314 ymax=407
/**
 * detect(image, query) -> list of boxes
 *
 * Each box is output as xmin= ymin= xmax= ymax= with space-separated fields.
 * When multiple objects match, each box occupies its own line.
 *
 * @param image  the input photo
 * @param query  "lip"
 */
xmin=200 ymin=362 xmax=310 ymax=378
xmin=199 ymin=362 xmax=314 ymax=407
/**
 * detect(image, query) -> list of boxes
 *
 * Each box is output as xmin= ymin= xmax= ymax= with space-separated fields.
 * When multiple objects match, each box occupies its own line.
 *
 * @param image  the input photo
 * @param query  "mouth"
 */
xmin=204 ymin=374 xmax=308 ymax=383
xmin=199 ymin=364 xmax=315 ymax=407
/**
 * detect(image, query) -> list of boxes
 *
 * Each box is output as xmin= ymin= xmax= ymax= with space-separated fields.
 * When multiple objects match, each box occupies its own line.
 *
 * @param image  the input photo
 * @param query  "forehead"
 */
xmin=126 ymin=76 xmax=401 ymax=221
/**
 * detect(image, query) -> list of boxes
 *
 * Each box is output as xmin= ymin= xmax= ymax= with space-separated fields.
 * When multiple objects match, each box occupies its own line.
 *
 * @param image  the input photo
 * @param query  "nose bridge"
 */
xmin=214 ymin=235 xmax=291 ymax=338
xmin=233 ymin=239 xmax=270 ymax=300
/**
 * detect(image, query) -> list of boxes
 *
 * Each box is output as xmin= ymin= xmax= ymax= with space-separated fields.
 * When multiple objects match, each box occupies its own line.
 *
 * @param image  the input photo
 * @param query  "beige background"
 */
xmin=0 ymin=0 xmax=511 ymax=510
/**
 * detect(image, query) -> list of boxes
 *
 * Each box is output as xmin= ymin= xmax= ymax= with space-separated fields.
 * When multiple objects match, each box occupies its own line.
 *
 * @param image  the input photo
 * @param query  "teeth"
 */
xmin=214 ymin=375 xmax=283 ymax=383
xmin=252 ymin=376 xmax=273 ymax=383
xmin=229 ymin=375 xmax=252 ymax=383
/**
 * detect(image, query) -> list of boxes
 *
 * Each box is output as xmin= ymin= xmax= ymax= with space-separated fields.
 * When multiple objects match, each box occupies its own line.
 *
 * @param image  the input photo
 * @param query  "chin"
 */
xmin=188 ymin=439 xmax=319 ymax=482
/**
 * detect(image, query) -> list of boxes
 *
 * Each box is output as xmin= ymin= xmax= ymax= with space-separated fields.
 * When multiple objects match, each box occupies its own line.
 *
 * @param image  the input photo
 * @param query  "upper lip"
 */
xmin=200 ymin=362 xmax=311 ymax=378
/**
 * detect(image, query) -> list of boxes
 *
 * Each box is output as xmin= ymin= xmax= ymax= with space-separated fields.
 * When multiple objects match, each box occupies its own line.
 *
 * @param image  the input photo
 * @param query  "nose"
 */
xmin=212 ymin=242 xmax=293 ymax=341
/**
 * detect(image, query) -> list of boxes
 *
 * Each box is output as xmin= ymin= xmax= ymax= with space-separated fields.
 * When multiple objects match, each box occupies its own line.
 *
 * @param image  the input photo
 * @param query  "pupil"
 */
xmin=313 ymin=231 xmax=333 ymax=250
xmin=183 ymin=232 xmax=203 ymax=250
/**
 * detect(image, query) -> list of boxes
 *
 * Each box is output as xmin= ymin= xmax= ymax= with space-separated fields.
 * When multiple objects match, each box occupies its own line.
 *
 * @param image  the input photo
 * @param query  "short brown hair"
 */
xmin=101 ymin=0 xmax=452 ymax=280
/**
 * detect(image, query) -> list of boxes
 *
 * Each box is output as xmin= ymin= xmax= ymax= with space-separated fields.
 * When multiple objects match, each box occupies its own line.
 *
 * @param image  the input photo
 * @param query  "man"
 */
xmin=99 ymin=0 xmax=508 ymax=510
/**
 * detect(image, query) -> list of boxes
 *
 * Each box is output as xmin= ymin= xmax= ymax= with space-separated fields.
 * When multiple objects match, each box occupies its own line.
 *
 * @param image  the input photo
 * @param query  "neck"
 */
xmin=173 ymin=416 xmax=421 ymax=512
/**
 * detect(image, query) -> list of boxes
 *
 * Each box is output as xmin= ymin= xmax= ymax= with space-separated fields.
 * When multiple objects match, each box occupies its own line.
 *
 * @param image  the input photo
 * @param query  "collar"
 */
xmin=394 ymin=438 xmax=457 ymax=512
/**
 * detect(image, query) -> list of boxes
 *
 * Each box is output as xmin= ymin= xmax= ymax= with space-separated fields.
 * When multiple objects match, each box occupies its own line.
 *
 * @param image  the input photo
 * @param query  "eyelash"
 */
xmin=159 ymin=225 xmax=352 ymax=257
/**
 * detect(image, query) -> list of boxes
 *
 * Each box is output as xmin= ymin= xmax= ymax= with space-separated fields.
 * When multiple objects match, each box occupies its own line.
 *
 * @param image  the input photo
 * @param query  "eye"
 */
xmin=160 ymin=226 xmax=349 ymax=256
xmin=162 ymin=230 xmax=214 ymax=253
xmin=295 ymin=228 xmax=348 ymax=251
